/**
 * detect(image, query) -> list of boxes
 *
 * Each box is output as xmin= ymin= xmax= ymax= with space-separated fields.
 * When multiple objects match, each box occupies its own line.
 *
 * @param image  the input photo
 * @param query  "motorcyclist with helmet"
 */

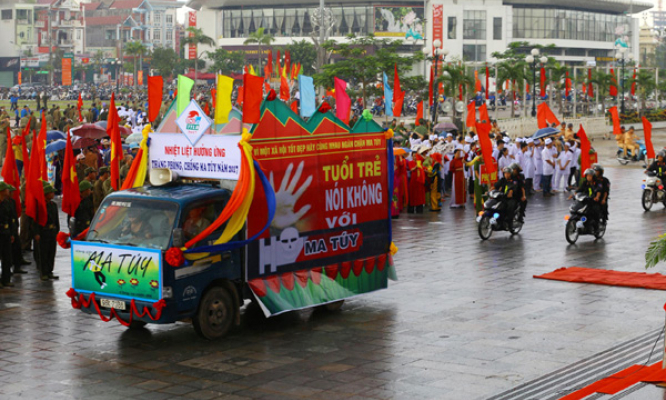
xmin=574 ymin=168 xmax=603 ymax=228
xmin=493 ymin=167 xmax=518 ymax=225
xmin=646 ymin=150 xmax=666 ymax=183
xmin=592 ymin=164 xmax=610 ymax=222
xmin=509 ymin=162 xmax=527 ymax=223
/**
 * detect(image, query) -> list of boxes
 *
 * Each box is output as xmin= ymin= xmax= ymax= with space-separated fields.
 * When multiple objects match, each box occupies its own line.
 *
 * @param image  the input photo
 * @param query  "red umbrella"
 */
xmin=72 ymin=137 xmax=97 ymax=149
xmin=119 ymin=126 xmax=132 ymax=137
xmin=71 ymin=123 xmax=108 ymax=140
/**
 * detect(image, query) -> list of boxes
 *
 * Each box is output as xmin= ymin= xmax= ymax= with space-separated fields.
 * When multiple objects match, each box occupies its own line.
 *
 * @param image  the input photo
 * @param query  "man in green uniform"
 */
xmin=0 ymin=114 xmax=10 ymax=167
xmin=0 ymin=181 xmax=17 ymax=287
xmin=34 ymin=183 xmax=59 ymax=281
xmin=7 ymin=185 xmax=28 ymax=274
xmin=75 ymin=180 xmax=94 ymax=237
xmin=93 ymin=167 xmax=109 ymax=211
xmin=83 ymin=167 xmax=97 ymax=184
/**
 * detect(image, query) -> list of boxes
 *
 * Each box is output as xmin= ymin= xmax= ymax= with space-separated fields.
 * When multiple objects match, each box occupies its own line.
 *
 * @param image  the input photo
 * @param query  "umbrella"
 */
xmin=46 ymin=130 xmax=66 ymax=142
xmin=94 ymin=121 xmax=108 ymax=130
xmin=71 ymin=123 xmax=108 ymax=140
xmin=532 ymin=127 xmax=560 ymax=139
xmin=98 ymin=120 xmax=132 ymax=137
xmin=45 ymin=139 xmax=67 ymax=155
xmin=434 ymin=122 xmax=458 ymax=133
xmin=72 ymin=137 xmax=97 ymax=149
xmin=125 ymin=132 xmax=142 ymax=144
xmin=393 ymin=148 xmax=407 ymax=156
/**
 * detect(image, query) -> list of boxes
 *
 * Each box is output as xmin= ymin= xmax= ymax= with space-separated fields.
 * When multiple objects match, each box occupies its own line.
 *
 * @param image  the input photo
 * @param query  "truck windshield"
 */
xmin=86 ymin=198 xmax=178 ymax=250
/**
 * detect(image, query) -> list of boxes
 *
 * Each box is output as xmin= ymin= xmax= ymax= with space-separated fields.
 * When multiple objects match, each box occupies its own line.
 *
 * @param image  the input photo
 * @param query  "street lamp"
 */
xmin=525 ymin=48 xmax=548 ymax=117
xmin=615 ymin=47 xmax=634 ymax=115
xmin=429 ymin=39 xmax=448 ymax=125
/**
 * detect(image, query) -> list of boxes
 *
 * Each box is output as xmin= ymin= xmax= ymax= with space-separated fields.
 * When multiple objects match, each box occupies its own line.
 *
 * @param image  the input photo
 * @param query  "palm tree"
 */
xmin=181 ymin=27 xmax=215 ymax=83
xmin=243 ymin=27 xmax=275 ymax=74
xmin=497 ymin=61 xmax=526 ymax=118
xmin=631 ymin=69 xmax=657 ymax=113
xmin=124 ymin=41 xmax=147 ymax=88
xmin=547 ymin=64 xmax=569 ymax=115
xmin=437 ymin=63 xmax=473 ymax=120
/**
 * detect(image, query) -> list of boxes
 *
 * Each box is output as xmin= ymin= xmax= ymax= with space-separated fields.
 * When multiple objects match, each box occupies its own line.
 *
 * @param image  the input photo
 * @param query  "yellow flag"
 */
xmin=282 ymin=65 xmax=287 ymax=78
xmin=214 ymin=75 xmax=234 ymax=125
xmin=249 ymin=65 xmax=257 ymax=76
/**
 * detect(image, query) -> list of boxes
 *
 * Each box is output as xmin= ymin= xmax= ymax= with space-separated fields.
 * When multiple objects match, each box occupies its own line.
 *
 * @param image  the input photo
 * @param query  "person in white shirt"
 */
xmin=498 ymin=147 xmax=512 ymax=171
xmin=492 ymin=139 xmax=505 ymax=161
xmin=553 ymin=142 xmax=571 ymax=192
xmin=541 ymin=138 xmax=555 ymax=196
xmin=533 ymin=139 xmax=543 ymax=191
xmin=522 ymin=139 xmax=535 ymax=194
xmin=568 ymin=141 xmax=581 ymax=190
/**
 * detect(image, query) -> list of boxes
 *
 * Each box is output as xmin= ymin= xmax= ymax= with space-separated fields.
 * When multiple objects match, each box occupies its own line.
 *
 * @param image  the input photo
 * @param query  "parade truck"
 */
xmin=65 ymin=97 xmax=397 ymax=339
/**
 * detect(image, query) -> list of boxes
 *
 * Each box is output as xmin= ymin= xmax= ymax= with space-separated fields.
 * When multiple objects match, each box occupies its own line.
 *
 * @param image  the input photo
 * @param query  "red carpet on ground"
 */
xmin=534 ymin=267 xmax=666 ymax=291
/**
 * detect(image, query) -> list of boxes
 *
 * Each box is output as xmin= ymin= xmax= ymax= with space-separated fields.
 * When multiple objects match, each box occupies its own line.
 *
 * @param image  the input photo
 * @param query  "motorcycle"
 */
xmin=564 ymin=192 xmax=606 ymax=244
xmin=616 ymin=140 xmax=647 ymax=167
xmin=642 ymin=171 xmax=666 ymax=211
xmin=476 ymin=190 xmax=523 ymax=240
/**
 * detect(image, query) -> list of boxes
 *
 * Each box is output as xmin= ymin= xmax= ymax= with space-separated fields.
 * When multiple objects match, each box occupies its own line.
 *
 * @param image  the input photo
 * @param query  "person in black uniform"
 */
xmin=7 ymin=188 xmax=28 ymax=275
xmin=646 ymin=151 xmax=666 ymax=182
xmin=592 ymin=164 xmax=610 ymax=222
xmin=575 ymin=169 xmax=603 ymax=227
xmin=34 ymin=183 xmax=60 ymax=281
xmin=0 ymin=181 xmax=17 ymax=288
xmin=494 ymin=167 xmax=518 ymax=226
xmin=74 ymin=180 xmax=94 ymax=237
xmin=510 ymin=162 xmax=527 ymax=223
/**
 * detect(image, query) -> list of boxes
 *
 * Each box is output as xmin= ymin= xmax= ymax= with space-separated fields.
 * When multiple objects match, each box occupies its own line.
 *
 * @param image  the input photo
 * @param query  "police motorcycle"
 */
xmin=642 ymin=171 xmax=666 ymax=211
xmin=617 ymin=140 xmax=647 ymax=167
xmin=477 ymin=186 xmax=523 ymax=240
xmin=565 ymin=187 xmax=606 ymax=244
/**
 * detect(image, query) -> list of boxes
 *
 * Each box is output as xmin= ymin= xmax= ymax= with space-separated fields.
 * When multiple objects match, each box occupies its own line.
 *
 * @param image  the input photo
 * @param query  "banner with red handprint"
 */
xmin=246 ymin=99 xmax=393 ymax=315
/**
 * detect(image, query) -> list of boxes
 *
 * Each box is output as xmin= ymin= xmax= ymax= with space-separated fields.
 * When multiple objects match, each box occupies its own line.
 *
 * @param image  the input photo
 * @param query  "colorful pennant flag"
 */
xmin=334 ymin=77 xmax=351 ymax=124
xmin=61 ymin=129 xmax=80 ymax=216
xmin=298 ymin=75 xmax=316 ymax=118
xmin=242 ymin=74 xmax=264 ymax=124
xmin=214 ymin=75 xmax=234 ymax=125
xmin=177 ymin=75 xmax=194 ymax=117
xmin=108 ymin=93 xmax=122 ymax=190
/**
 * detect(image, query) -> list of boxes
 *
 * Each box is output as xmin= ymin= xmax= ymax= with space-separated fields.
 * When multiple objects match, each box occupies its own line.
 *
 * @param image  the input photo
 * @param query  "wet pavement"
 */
xmin=2 ymin=164 xmax=666 ymax=400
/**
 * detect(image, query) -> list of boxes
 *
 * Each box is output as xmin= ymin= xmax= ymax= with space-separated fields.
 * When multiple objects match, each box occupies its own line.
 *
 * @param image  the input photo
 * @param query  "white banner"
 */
xmin=149 ymin=133 xmax=242 ymax=181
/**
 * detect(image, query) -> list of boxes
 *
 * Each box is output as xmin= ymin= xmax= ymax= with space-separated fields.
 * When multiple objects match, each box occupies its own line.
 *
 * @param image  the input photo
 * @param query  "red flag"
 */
xmin=393 ymin=64 xmax=404 ymax=117
xmin=1 ymin=127 xmax=20 ymax=215
xmin=211 ymin=88 xmax=216 ymax=108
xmin=485 ymin=67 xmax=489 ymax=100
xmin=588 ymin=69 xmax=594 ymax=98
xmin=147 ymin=75 xmax=163 ymax=123
xmin=416 ymin=101 xmax=423 ymax=125
xmin=478 ymin=103 xmax=491 ymax=129
xmin=77 ymin=92 xmax=83 ymax=122
xmin=18 ymin=118 xmax=30 ymax=177
xmin=267 ymin=49 xmax=273 ymax=76
xmin=609 ymin=106 xmax=621 ymax=135
xmin=264 ymin=80 xmax=270 ymax=94
xmin=290 ymin=100 xmax=299 ymax=114
xmin=466 ymin=102 xmax=476 ymax=128
xmin=610 ymin=69 xmax=618 ymax=97
xmin=237 ymin=85 xmax=244 ymax=106
xmin=643 ymin=117 xmax=656 ymax=160
xmin=540 ymin=67 xmax=546 ymax=98
xmin=121 ymin=148 xmax=144 ymax=191
xmin=61 ymin=129 xmax=81 ymax=216
xmin=107 ymin=93 xmax=122 ymax=190
xmin=578 ymin=125 xmax=592 ymax=174
xmin=526 ymin=82 xmax=530 ymax=93
xmin=537 ymin=102 xmax=560 ymax=129
xmin=428 ymin=67 xmax=434 ymax=107
xmin=334 ymin=77 xmax=351 ymax=124
xmin=242 ymin=74 xmax=264 ymax=124
xmin=475 ymin=121 xmax=497 ymax=176
xmin=565 ymin=71 xmax=571 ymax=97
xmin=25 ymin=112 xmax=47 ymax=226
xmin=280 ymin=75 xmax=290 ymax=101
xmin=631 ymin=69 xmax=636 ymax=96
xmin=285 ymin=51 xmax=291 ymax=76
xmin=276 ymin=50 xmax=281 ymax=76
xmin=474 ymin=70 xmax=482 ymax=93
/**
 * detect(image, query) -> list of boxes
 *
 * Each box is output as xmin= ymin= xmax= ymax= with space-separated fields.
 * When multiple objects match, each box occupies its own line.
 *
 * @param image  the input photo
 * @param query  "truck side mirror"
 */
xmin=68 ymin=217 xmax=77 ymax=238
xmin=172 ymin=228 xmax=183 ymax=248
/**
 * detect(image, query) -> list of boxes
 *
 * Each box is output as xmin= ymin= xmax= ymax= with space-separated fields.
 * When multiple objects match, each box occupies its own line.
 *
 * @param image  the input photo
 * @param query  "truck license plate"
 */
xmin=100 ymin=299 xmax=126 ymax=310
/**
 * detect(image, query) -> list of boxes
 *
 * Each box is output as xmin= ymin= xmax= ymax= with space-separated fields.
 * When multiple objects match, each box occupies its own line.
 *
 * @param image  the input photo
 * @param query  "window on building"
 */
xmin=166 ymin=14 xmax=173 ymax=25
xmin=76 ymin=30 xmax=81 ymax=40
xmin=463 ymin=11 xmax=486 ymax=40
xmin=105 ymin=30 xmax=115 ymax=40
xmin=146 ymin=12 xmax=150 ymax=23
xmin=1 ymin=10 xmax=12 ymax=20
xmin=154 ymin=29 xmax=161 ymax=40
xmin=166 ymin=29 xmax=172 ymax=40
xmin=463 ymin=44 xmax=486 ymax=62
xmin=16 ymin=9 xmax=27 ymax=20
xmin=154 ymin=11 xmax=162 ymax=23
xmin=447 ymin=16 xmax=456 ymax=39
xmin=493 ymin=17 xmax=502 ymax=40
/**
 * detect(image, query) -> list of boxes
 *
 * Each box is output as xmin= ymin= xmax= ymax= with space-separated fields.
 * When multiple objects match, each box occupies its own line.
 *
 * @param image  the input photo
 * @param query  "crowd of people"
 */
xmin=390 ymin=119 xmax=599 ymax=217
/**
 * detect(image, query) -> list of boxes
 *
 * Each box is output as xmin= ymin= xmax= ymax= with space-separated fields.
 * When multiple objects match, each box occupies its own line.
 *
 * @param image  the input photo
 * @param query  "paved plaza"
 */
xmin=2 ymin=162 xmax=666 ymax=399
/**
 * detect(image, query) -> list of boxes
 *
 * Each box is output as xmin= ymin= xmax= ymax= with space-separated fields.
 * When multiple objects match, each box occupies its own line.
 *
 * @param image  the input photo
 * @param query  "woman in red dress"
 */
xmin=395 ymin=155 xmax=409 ymax=212
xmin=449 ymin=146 xmax=466 ymax=208
xmin=408 ymin=154 xmax=426 ymax=213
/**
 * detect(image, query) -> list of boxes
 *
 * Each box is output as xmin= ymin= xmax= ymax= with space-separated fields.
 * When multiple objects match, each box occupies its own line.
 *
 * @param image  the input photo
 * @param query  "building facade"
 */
xmin=189 ymin=0 xmax=652 ymax=66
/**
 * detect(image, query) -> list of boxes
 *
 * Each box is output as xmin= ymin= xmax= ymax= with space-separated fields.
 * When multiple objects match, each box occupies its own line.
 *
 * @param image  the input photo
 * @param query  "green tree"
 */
xmin=124 ymin=41 xmax=147 ymax=88
xmin=631 ymin=69 xmax=658 ymax=112
xmin=314 ymin=35 xmax=423 ymax=106
xmin=547 ymin=63 xmax=569 ymax=114
xmin=151 ymin=47 xmax=179 ymax=79
xmin=436 ymin=63 xmax=473 ymax=120
xmin=283 ymin=40 xmax=317 ymax=75
xmin=243 ymin=27 xmax=275 ymax=74
xmin=497 ymin=61 xmax=526 ymax=118
xmin=181 ymin=27 xmax=215 ymax=83
xmin=590 ymin=70 xmax=612 ymax=99
xmin=206 ymin=48 xmax=244 ymax=75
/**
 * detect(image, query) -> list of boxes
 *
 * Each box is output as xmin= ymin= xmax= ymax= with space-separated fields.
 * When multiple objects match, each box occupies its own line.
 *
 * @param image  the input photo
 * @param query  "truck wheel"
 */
xmin=193 ymin=286 xmax=235 ymax=340
xmin=127 ymin=320 xmax=147 ymax=330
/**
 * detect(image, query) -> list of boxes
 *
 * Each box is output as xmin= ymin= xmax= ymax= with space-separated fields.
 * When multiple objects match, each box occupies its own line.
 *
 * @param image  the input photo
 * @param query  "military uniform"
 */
xmin=0 ymin=118 xmax=9 ymax=166
xmin=93 ymin=167 xmax=109 ymax=211
xmin=34 ymin=184 xmax=59 ymax=280
xmin=7 ymin=194 xmax=26 ymax=274
xmin=102 ymin=179 xmax=114 ymax=196
xmin=0 ymin=182 xmax=16 ymax=286
xmin=75 ymin=182 xmax=94 ymax=236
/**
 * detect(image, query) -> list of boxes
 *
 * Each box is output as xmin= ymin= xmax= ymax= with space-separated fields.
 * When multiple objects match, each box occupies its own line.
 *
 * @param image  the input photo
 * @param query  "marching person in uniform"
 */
xmin=75 ymin=181 xmax=94 ymax=237
xmin=34 ymin=183 xmax=60 ymax=281
xmin=0 ymin=181 xmax=17 ymax=287
xmin=93 ymin=167 xmax=109 ymax=211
